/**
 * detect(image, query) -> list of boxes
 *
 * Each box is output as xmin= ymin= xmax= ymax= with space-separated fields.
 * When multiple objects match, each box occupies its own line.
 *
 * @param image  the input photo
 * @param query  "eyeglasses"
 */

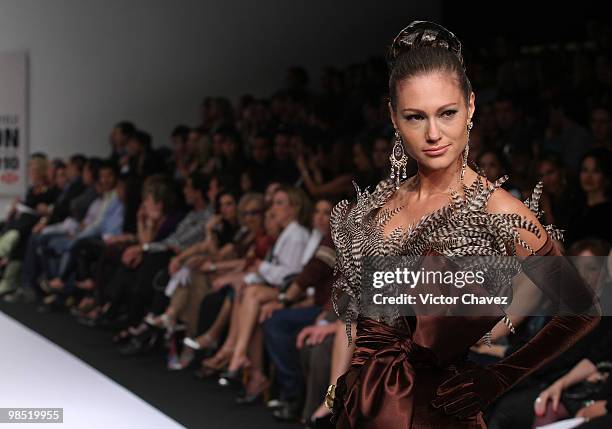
xmin=241 ymin=209 xmax=263 ymax=217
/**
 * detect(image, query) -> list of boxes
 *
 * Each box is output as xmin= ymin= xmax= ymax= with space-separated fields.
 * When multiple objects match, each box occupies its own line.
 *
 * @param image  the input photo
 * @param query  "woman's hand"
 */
xmin=296 ymin=154 xmax=308 ymax=176
xmin=32 ymin=217 xmax=48 ymax=234
xmin=148 ymin=201 xmax=164 ymax=223
xmin=258 ymin=301 xmax=283 ymax=323
xmin=205 ymin=215 xmax=222 ymax=233
xmin=470 ymin=342 xmax=507 ymax=358
xmin=246 ymin=259 xmax=262 ymax=273
xmin=575 ymin=400 xmax=607 ymax=420
xmin=168 ymin=256 xmax=182 ymax=275
xmin=122 ymin=245 xmax=143 ymax=268
xmin=186 ymin=255 xmax=207 ymax=270
xmin=431 ymin=366 xmax=505 ymax=419
xmin=534 ymin=379 xmax=566 ymax=416
xmin=586 ymin=371 xmax=608 ymax=383
xmin=200 ymin=260 xmax=217 ymax=273
xmin=36 ymin=203 xmax=51 ymax=216
xmin=296 ymin=323 xmax=336 ymax=349
xmin=211 ymin=273 xmax=234 ymax=291
xmin=137 ymin=204 xmax=147 ymax=225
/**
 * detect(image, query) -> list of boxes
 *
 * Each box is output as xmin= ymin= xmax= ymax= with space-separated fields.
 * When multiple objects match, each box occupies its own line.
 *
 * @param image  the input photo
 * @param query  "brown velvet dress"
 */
xmin=329 ymin=175 xmax=600 ymax=428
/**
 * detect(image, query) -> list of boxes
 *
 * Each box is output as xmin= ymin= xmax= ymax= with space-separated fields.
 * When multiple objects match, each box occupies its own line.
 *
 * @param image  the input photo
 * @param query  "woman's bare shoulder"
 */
xmin=483 ymin=177 xmax=548 ymax=255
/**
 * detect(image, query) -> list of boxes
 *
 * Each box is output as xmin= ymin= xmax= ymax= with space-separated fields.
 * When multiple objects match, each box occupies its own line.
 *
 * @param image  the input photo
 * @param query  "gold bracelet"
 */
xmin=324 ymin=384 xmax=336 ymax=410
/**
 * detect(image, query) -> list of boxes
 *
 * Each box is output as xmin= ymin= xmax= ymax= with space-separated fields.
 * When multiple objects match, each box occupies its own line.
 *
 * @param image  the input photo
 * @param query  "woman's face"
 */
xmin=264 ymin=209 xmax=282 ymax=237
xmin=538 ymin=160 xmax=563 ymax=194
xmin=591 ymin=108 xmax=610 ymax=143
xmin=389 ymin=72 xmax=475 ymax=174
xmin=270 ymin=190 xmax=297 ymax=228
xmin=221 ymin=137 xmax=238 ymax=158
xmin=240 ymin=172 xmax=252 ymax=193
xmin=187 ymin=131 xmax=202 ymax=156
xmin=172 ymin=136 xmax=187 ymax=156
xmin=143 ymin=194 xmax=163 ymax=218
xmin=353 ymin=143 xmax=371 ymax=173
xmin=207 ymin=177 xmax=219 ymax=205
xmin=573 ymin=249 xmax=605 ymax=290
xmin=126 ymin=138 xmax=141 ymax=156
xmin=219 ymin=194 xmax=237 ymax=222
xmin=27 ymin=161 xmax=44 ymax=184
xmin=580 ymin=156 xmax=607 ymax=195
xmin=372 ymin=138 xmax=390 ymax=170
xmin=212 ymin=133 xmax=224 ymax=156
xmin=240 ymin=200 xmax=264 ymax=232
xmin=183 ymin=179 xmax=196 ymax=205
xmin=55 ymin=167 xmax=68 ymax=190
xmin=116 ymin=180 xmax=126 ymax=202
xmin=82 ymin=165 xmax=93 ymax=186
xmin=312 ymin=200 xmax=332 ymax=235
xmin=265 ymin=182 xmax=281 ymax=206
xmin=478 ymin=152 xmax=503 ymax=182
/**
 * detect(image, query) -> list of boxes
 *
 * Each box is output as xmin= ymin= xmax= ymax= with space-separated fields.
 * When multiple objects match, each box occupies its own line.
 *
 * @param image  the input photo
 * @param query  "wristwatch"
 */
xmin=142 ymin=243 xmax=150 ymax=252
xmin=278 ymin=292 xmax=287 ymax=304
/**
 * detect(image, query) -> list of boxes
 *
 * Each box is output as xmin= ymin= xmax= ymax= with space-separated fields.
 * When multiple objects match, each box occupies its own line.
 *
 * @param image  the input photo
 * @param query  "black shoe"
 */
xmin=111 ymin=330 xmax=133 ymax=345
xmin=306 ymin=414 xmax=334 ymax=429
xmin=118 ymin=328 xmax=160 ymax=356
xmin=76 ymin=315 xmax=98 ymax=327
xmin=272 ymin=400 xmax=302 ymax=422
xmin=235 ymin=378 xmax=270 ymax=405
xmin=218 ymin=369 xmax=243 ymax=389
xmin=96 ymin=312 xmax=129 ymax=330
xmin=36 ymin=296 xmax=67 ymax=313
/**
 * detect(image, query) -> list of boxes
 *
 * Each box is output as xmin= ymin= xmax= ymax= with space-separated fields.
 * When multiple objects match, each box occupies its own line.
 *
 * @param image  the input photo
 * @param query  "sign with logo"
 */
xmin=0 ymin=52 xmax=28 ymax=197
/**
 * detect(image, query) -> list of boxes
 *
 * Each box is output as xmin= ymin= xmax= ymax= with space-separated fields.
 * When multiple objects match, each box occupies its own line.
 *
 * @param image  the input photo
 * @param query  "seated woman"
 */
xmin=195 ymin=206 xmax=280 ymax=375
xmin=76 ymin=175 xmax=182 ymax=327
xmin=297 ymin=139 xmax=378 ymax=201
xmin=79 ymin=173 xmax=210 ymax=343
xmin=54 ymin=173 xmax=140 ymax=315
xmin=163 ymin=190 xmax=241 ymax=276
xmin=142 ymin=190 xmax=244 ymax=331
xmin=257 ymin=198 xmax=335 ymax=411
xmin=485 ymin=238 xmax=611 ymax=429
xmin=216 ymin=186 xmax=311 ymax=389
xmin=530 ymin=238 xmax=612 ymax=428
xmin=179 ymin=193 xmax=270 ymax=344
xmin=121 ymin=192 xmax=264 ymax=359
xmin=7 ymin=156 xmax=94 ymax=304
xmin=298 ymin=319 xmax=356 ymax=427
xmin=29 ymin=161 xmax=124 ymax=309
xmin=0 ymin=156 xmax=59 ymax=295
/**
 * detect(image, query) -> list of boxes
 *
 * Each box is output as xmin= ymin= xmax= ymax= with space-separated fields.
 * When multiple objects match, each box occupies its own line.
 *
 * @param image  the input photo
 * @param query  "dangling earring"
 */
xmin=460 ymin=120 xmax=473 ymax=183
xmin=390 ymin=130 xmax=408 ymax=190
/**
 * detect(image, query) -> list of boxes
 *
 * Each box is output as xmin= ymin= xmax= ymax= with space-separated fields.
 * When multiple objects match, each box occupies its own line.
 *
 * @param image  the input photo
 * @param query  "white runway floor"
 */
xmin=0 ymin=312 xmax=185 ymax=429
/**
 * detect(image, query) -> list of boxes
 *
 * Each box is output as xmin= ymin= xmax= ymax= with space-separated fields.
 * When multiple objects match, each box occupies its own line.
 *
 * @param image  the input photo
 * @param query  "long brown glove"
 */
xmin=431 ymin=237 xmax=601 ymax=419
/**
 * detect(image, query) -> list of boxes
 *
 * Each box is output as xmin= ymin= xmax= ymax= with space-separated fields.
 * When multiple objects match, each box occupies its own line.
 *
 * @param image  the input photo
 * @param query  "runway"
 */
xmin=0 ymin=311 xmax=184 ymax=429
xmin=0 ymin=302 xmax=301 ymax=429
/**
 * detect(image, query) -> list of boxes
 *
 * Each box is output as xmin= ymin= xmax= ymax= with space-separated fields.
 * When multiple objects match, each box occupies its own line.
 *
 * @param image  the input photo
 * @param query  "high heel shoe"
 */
xmin=112 ymin=329 xmax=132 ymax=344
xmin=305 ymin=414 xmax=334 ymax=429
xmin=183 ymin=334 xmax=217 ymax=359
xmin=219 ymin=356 xmax=250 ymax=388
xmin=236 ymin=378 xmax=270 ymax=405
xmin=118 ymin=326 xmax=161 ymax=356
xmin=218 ymin=368 xmax=243 ymax=388
xmin=194 ymin=353 xmax=230 ymax=379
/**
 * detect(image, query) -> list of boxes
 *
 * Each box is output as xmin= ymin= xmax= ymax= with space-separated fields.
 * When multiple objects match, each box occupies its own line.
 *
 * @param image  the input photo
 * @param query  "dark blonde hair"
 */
xmin=388 ymin=21 xmax=472 ymax=110
xmin=274 ymin=185 xmax=312 ymax=228
xmin=142 ymin=175 xmax=179 ymax=213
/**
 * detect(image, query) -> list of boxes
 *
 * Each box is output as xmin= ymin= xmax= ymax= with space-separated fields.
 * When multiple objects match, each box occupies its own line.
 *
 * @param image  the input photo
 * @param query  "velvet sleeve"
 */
xmin=432 ymin=235 xmax=602 ymax=419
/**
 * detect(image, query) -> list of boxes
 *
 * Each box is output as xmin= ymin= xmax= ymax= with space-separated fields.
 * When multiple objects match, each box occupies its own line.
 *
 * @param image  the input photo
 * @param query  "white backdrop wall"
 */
xmin=0 ymin=0 xmax=439 ymax=213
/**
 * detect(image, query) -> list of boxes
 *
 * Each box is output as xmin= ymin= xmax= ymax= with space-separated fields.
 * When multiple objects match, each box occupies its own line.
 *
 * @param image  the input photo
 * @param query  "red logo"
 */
xmin=1 ymin=172 xmax=19 ymax=184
